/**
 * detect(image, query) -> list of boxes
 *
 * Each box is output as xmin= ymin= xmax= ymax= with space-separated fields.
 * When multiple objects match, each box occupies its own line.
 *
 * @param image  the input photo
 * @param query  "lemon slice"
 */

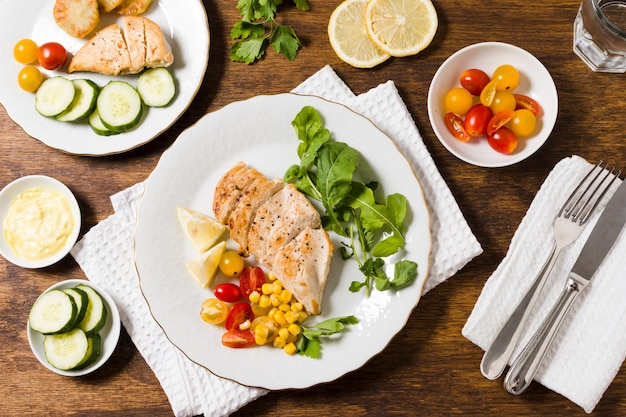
xmin=177 ymin=206 xmax=227 ymax=253
xmin=364 ymin=0 xmax=438 ymax=57
xmin=185 ymin=241 xmax=226 ymax=289
xmin=328 ymin=0 xmax=390 ymax=68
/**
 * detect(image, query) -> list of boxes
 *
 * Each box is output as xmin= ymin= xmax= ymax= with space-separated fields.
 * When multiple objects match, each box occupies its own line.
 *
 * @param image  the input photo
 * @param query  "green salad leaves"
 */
xmin=285 ymin=106 xmax=419 ymax=296
xmin=297 ymin=316 xmax=359 ymax=358
xmin=230 ymin=0 xmax=310 ymax=64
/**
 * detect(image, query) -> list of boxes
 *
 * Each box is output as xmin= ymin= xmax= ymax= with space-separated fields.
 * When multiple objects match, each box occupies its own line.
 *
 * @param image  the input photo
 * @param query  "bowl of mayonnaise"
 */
xmin=0 ymin=175 xmax=81 ymax=268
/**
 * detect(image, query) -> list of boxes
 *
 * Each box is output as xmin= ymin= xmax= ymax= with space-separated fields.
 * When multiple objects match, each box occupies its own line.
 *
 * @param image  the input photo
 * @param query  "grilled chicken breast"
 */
xmin=213 ymin=163 xmax=333 ymax=314
xmin=68 ymin=16 xmax=173 ymax=75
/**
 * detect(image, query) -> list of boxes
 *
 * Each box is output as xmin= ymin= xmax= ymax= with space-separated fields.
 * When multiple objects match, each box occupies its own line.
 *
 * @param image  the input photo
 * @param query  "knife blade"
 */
xmin=503 ymin=177 xmax=626 ymax=395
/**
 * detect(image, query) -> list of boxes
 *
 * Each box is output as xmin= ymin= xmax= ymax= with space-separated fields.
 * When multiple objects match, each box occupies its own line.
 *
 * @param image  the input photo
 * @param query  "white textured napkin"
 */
xmin=463 ymin=155 xmax=626 ymax=413
xmin=71 ymin=65 xmax=482 ymax=417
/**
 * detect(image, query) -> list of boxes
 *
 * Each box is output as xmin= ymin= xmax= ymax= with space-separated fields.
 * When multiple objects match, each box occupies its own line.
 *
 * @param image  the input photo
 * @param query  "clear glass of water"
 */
xmin=574 ymin=0 xmax=626 ymax=72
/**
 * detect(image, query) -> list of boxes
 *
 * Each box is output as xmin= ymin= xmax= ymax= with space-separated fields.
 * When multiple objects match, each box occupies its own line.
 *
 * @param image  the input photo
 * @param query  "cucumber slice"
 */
xmin=29 ymin=289 xmax=78 ymax=335
xmin=35 ymin=76 xmax=76 ymax=117
xmin=97 ymin=81 xmax=143 ymax=132
xmin=63 ymin=287 xmax=88 ymax=327
xmin=76 ymin=284 xmax=107 ymax=336
xmin=43 ymin=327 xmax=89 ymax=371
xmin=88 ymin=109 xmax=119 ymax=136
xmin=56 ymin=79 xmax=100 ymax=122
xmin=74 ymin=333 xmax=102 ymax=370
xmin=137 ymin=68 xmax=176 ymax=107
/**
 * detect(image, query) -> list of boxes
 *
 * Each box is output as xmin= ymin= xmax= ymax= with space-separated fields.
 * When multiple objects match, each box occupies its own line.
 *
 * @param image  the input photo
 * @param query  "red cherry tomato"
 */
xmin=222 ymin=329 xmax=255 ymax=348
xmin=444 ymin=112 xmax=471 ymax=142
xmin=214 ymin=283 xmax=243 ymax=303
xmin=460 ymin=68 xmax=491 ymax=96
xmin=464 ymin=104 xmax=493 ymax=137
xmin=513 ymin=94 xmax=542 ymax=116
xmin=37 ymin=42 xmax=67 ymax=70
xmin=225 ymin=302 xmax=254 ymax=331
xmin=487 ymin=127 xmax=518 ymax=154
xmin=239 ymin=266 xmax=266 ymax=299
xmin=487 ymin=109 xmax=515 ymax=136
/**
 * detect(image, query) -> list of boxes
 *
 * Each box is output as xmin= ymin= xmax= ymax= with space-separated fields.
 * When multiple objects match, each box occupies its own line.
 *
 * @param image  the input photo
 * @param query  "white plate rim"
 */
xmin=0 ymin=175 xmax=81 ymax=268
xmin=427 ymin=41 xmax=559 ymax=168
xmin=0 ymin=0 xmax=209 ymax=156
xmin=134 ymin=93 xmax=432 ymax=390
xmin=27 ymin=279 xmax=122 ymax=376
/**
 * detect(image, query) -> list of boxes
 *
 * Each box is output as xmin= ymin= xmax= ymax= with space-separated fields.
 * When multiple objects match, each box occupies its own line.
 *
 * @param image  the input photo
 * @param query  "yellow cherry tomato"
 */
xmin=479 ymin=79 xmax=498 ymax=106
xmin=13 ymin=39 xmax=38 ymax=64
xmin=508 ymin=109 xmax=537 ymax=137
xmin=444 ymin=87 xmax=473 ymax=115
xmin=17 ymin=66 xmax=44 ymax=92
xmin=492 ymin=64 xmax=520 ymax=92
xmin=219 ymin=250 xmax=245 ymax=277
xmin=200 ymin=298 xmax=229 ymax=325
xmin=489 ymin=91 xmax=516 ymax=114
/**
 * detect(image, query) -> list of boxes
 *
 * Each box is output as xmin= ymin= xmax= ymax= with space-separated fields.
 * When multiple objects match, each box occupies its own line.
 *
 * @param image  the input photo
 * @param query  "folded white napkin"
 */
xmin=71 ymin=65 xmax=482 ymax=417
xmin=463 ymin=155 xmax=626 ymax=413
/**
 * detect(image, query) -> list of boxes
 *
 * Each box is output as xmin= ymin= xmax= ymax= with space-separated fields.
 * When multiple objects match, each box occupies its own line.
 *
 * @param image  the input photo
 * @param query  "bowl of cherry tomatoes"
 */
xmin=427 ymin=42 xmax=558 ymax=167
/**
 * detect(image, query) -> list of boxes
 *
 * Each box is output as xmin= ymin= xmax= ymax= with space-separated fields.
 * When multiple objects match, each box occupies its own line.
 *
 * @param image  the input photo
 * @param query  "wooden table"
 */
xmin=2 ymin=0 xmax=625 ymax=415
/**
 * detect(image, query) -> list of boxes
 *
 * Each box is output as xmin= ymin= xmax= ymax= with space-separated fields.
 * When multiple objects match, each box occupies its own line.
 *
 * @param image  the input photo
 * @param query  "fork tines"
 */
xmin=560 ymin=161 xmax=621 ymax=225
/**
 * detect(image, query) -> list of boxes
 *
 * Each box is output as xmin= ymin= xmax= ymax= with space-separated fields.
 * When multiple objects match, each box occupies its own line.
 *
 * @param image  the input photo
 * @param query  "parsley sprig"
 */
xmin=285 ymin=106 xmax=419 ymax=296
xmin=230 ymin=0 xmax=310 ymax=64
xmin=297 ymin=316 xmax=359 ymax=358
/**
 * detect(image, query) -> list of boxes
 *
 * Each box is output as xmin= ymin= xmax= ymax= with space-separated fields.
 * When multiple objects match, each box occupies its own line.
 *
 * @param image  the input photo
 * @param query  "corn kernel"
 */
xmin=248 ymin=290 xmax=261 ymax=304
xmin=254 ymin=324 xmax=270 ymax=338
xmin=285 ymin=311 xmax=298 ymax=324
xmin=267 ymin=307 xmax=278 ymax=320
xmin=262 ymin=283 xmax=274 ymax=295
xmin=255 ymin=335 xmax=267 ymax=345
xmin=285 ymin=332 xmax=297 ymax=343
xmin=239 ymin=319 xmax=252 ymax=330
xmin=270 ymin=293 xmax=281 ymax=307
xmin=279 ymin=289 xmax=292 ymax=303
xmin=297 ymin=311 xmax=308 ymax=322
xmin=259 ymin=294 xmax=271 ymax=308
xmin=274 ymin=310 xmax=287 ymax=326
xmin=278 ymin=327 xmax=290 ymax=340
xmin=272 ymin=282 xmax=282 ymax=294
xmin=273 ymin=336 xmax=286 ymax=348
xmin=278 ymin=303 xmax=290 ymax=312
xmin=290 ymin=302 xmax=303 ymax=312
xmin=287 ymin=323 xmax=301 ymax=335
xmin=284 ymin=342 xmax=297 ymax=355
xmin=267 ymin=272 xmax=277 ymax=281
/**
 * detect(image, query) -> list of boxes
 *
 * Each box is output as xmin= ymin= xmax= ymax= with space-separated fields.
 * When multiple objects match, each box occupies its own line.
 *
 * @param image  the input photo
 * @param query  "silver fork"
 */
xmin=480 ymin=161 xmax=619 ymax=380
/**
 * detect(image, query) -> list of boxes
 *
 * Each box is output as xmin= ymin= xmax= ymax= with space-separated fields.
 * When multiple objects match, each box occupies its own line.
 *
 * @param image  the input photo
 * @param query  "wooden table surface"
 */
xmin=2 ymin=0 xmax=625 ymax=415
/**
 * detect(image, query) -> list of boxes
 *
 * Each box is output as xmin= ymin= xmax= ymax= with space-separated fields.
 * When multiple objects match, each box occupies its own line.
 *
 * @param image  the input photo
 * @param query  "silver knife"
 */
xmin=503 ymin=176 xmax=626 ymax=395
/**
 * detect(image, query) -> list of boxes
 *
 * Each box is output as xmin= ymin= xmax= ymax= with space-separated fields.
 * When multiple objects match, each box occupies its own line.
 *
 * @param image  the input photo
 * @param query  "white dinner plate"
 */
xmin=135 ymin=93 xmax=432 ymax=390
xmin=0 ymin=0 xmax=209 ymax=156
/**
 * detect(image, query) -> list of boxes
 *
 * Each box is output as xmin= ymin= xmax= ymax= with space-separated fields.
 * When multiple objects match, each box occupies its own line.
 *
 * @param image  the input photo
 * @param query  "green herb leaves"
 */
xmin=297 ymin=315 xmax=359 ymax=358
xmin=286 ymin=106 xmax=419 ymax=296
xmin=230 ymin=0 xmax=310 ymax=64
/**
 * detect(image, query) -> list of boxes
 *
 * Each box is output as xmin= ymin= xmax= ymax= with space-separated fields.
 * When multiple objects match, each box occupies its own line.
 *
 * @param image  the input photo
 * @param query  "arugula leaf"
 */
xmin=297 ymin=316 xmax=358 ymax=358
xmin=231 ymin=0 xmax=309 ymax=64
xmin=391 ymin=260 xmax=418 ymax=290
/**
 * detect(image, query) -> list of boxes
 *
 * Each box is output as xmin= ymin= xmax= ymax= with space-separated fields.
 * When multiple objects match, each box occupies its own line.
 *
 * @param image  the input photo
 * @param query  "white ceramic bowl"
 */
xmin=27 ymin=279 xmax=121 ymax=376
xmin=0 ymin=175 xmax=81 ymax=268
xmin=427 ymin=42 xmax=558 ymax=167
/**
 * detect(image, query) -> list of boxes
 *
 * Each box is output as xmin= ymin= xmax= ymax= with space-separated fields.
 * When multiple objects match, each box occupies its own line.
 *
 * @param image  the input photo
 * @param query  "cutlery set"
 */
xmin=480 ymin=161 xmax=624 ymax=393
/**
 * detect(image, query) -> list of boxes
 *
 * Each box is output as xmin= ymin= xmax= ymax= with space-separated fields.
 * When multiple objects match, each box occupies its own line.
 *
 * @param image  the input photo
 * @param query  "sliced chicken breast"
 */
xmin=272 ymin=227 xmax=334 ymax=315
xmin=68 ymin=23 xmax=131 ymax=75
xmin=228 ymin=177 xmax=284 ymax=257
xmin=123 ymin=16 xmax=146 ymax=74
xmin=248 ymin=184 xmax=321 ymax=267
xmin=212 ymin=162 xmax=261 ymax=224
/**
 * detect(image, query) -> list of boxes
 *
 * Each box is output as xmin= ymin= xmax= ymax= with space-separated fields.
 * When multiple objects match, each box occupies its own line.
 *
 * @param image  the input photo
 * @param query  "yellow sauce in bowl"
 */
xmin=3 ymin=187 xmax=75 ymax=261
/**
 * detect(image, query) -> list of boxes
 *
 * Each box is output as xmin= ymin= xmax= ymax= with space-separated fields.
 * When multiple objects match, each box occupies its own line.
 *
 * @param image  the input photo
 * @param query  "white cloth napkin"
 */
xmin=71 ymin=65 xmax=482 ymax=417
xmin=463 ymin=155 xmax=626 ymax=413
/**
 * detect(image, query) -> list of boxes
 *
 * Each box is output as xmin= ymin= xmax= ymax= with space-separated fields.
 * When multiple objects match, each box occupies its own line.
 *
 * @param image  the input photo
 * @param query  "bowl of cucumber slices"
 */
xmin=27 ymin=279 xmax=121 ymax=376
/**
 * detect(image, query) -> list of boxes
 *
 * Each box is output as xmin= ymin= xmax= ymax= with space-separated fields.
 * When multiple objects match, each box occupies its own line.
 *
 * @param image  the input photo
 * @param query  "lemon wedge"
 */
xmin=364 ymin=0 xmax=438 ymax=57
xmin=177 ymin=206 xmax=227 ymax=253
xmin=185 ymin=241 xmax=226 ymax=289
xmin=328 ymin=0 xmax=390 ymax=68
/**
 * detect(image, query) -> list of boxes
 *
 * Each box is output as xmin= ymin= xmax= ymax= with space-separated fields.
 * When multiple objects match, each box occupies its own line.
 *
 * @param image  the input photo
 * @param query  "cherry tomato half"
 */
xmin=444 ymin=112 xmax=471 ymax=142
xmin=14 ymin=39 xmax=38 ymax=64
xmin=487 ymin=109 xmax=515 ymax=136
xmin=200 ymin=298 xmax=229 ymax=325
xmin=513 ymin=94 xmax=542 ymax=116
xmin=492 ymin=64 xmax=520 ymax=92
xmin=460 ymin=68 xmax=490 ymax=96
xmin=464 ymin=104 xmax=493 ymax=137
xmin=225 ymin=302 xmax=254 ymax=331
xmin=222 ymin=329 xmax=255 ymax=348
xmin=479 ymin=80 xmax=498 ymax=106
xmin=214 ymin=283 xmax=243 ymax=303
xmin=37 ymin=42 xmax=67 ymax=70
xmin=218 ymin=250 xmax=245 ymax=277
xmin=17 ymin=66 xmax=44 ymax=92
xmin=487 ymin=127 xmax=518 ymax=154
xmin=239 ymin=266 xmax=266 ymax=299
xmin=444 ymin=87 xmax=473 ymax=114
